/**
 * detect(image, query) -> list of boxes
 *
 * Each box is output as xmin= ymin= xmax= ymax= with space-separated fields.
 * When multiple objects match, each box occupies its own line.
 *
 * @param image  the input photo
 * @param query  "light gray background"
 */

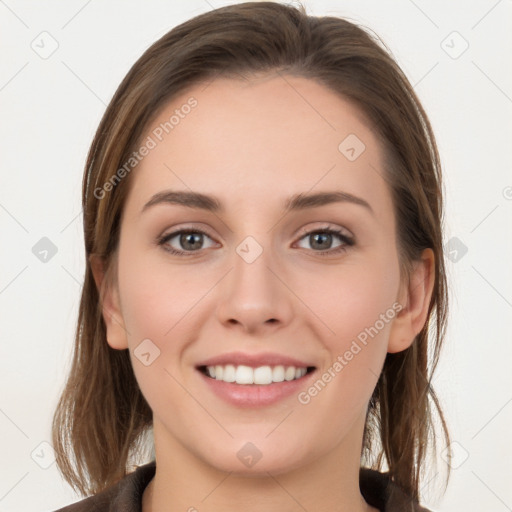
xmin=1 ymin=1 xmax=511 ymax=511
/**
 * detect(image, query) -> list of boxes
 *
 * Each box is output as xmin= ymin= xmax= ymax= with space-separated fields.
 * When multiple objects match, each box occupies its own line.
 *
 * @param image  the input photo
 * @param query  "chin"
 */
xmin=195 ymin=435 xmax=312 ymax=476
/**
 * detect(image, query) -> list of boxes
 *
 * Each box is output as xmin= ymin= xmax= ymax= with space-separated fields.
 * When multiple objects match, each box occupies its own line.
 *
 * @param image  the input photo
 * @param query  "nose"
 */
xmin=215 ymin=240 xmax=294 ymax=335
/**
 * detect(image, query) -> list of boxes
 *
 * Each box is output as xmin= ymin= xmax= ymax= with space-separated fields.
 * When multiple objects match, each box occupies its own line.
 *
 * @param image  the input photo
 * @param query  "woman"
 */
xmin=52 ymin=2 xmax=451 ymax=511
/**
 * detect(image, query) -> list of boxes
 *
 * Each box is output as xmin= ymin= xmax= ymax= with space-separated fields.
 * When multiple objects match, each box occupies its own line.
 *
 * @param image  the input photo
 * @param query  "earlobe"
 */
xmin=387 ymin=248 xmax=435 ymax=354
xmin=88 ymin=253 xmax=129 ymax=350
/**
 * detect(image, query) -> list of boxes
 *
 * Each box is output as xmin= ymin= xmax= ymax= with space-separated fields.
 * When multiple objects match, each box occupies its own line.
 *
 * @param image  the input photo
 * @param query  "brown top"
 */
xmin=53 ymin=461 xmax=432 ymax=512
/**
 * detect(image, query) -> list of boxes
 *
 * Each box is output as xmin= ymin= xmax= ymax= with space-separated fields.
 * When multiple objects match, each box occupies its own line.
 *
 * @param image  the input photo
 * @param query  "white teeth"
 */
xmin=285 ymin=366 xmax=296 ymax=381
xmin=253 ymin=366 xmax=272 ymax=385
xmin=272 ymin=365 xmax=285 ymax=382
xmin=223 ymin=364 xmax=236 ymax=382
xmin=235 ymin=365 xmax=254 ymax=384
xmin=205 ymin=364 xmax=308 ymax=385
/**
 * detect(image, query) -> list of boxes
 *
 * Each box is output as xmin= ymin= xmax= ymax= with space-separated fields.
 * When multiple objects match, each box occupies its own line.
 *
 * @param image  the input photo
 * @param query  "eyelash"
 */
xmin=156 ymin=225 xmax=355 ymax=257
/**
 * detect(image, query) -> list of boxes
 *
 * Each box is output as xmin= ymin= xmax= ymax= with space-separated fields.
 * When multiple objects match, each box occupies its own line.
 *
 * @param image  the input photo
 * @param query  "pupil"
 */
xmin=181 ymin=233 xmax=202 ymax=250
xmin=311 ymin=233 xmax=331 ymax=250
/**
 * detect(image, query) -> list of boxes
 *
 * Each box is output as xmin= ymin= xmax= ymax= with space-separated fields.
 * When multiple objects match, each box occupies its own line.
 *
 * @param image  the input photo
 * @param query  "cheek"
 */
xmin=300 ymin=253 xmax=401 ymax=349
xmin=117 ymin=242 xmax=209 ymax=344
xmin=116 ymin=247 xmax=217 ymax=396
xmin=117 ymin=254 xmax=209 ymax=429
xmin=292 ymin=263 xmax=399 ymax=445
xmin=305 ymin=253 xmax=399 ymax=413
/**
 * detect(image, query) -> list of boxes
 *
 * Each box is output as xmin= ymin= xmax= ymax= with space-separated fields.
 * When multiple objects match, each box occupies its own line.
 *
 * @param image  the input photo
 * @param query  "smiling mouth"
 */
xmin=198 ymin=364 xmax=316 ymax=385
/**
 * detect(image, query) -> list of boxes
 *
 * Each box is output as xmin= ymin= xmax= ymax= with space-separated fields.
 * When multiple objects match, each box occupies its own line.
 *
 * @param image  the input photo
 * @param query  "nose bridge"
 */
xmin=234 ymin=234 xmax=273 ymax=291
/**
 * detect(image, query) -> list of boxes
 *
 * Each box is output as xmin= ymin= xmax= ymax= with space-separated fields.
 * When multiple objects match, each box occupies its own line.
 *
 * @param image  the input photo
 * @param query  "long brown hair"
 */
xmin=52 ymin=1 xmax=451 ymax=502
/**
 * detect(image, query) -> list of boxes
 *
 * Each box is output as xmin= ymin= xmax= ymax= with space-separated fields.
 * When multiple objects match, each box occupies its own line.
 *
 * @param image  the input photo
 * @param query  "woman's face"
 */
xmin=98 ymin=73 xmax=421 ymax=475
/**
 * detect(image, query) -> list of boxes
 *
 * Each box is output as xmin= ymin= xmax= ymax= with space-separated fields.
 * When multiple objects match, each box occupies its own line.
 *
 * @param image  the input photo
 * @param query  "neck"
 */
xmin=143 ymin=414 xmax=378 ymax=512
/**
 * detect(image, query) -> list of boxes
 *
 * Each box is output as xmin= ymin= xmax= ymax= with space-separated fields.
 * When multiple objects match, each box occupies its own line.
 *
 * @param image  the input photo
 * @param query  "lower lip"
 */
xmin=198 ymin=369 xmax=316 ymax=407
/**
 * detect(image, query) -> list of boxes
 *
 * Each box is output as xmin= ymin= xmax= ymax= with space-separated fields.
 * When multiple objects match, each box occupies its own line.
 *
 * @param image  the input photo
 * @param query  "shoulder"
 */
xmin=359 ymin=467 xmax=432 ymax=512
xmin=53 ymin=461 xmax=156 ymax=512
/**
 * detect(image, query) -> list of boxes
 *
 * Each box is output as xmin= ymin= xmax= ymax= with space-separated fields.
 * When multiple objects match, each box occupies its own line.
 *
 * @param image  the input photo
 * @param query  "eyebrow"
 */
xmin=140 ymin=189 xmax=374 ymax=216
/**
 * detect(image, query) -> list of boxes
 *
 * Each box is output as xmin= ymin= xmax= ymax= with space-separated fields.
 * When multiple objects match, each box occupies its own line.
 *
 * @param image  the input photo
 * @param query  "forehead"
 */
xmin=123 ymin=74 xmax=391 ymax=219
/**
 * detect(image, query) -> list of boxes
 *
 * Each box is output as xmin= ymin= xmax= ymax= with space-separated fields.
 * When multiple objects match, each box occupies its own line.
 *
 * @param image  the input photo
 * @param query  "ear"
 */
xmin=387 ymin=248 xmax=435 ymax=354
xmin=89 ymin=253 xmax=129 ymax=350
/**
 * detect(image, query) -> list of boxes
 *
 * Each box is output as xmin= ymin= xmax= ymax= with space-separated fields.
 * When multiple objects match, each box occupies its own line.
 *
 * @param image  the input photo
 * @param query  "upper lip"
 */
xmin=196 ymin=351 xmax=315 ymax=369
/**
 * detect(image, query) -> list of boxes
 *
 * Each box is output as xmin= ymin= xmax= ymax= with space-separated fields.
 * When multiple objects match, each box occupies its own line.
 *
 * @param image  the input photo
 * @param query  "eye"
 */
xmin=157 ymin=228 xmax=217 ymax=256
xmin=157 ymin=224 xmax=355 ymax=257
xmin=295 ymin=225 xmax=355 ymax=255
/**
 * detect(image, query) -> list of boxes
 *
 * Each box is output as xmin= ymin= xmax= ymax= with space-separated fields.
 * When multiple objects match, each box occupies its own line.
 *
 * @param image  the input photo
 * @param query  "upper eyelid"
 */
xmin=161 ymin=223 xmax=353 ymax=240
xmin=297 ymin=223 xmax=352 ymax=238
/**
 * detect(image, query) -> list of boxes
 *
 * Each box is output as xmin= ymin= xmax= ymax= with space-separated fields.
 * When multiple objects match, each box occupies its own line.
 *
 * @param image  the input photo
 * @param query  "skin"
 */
xmin=90 ymin=72 xmax=435 ymax=512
